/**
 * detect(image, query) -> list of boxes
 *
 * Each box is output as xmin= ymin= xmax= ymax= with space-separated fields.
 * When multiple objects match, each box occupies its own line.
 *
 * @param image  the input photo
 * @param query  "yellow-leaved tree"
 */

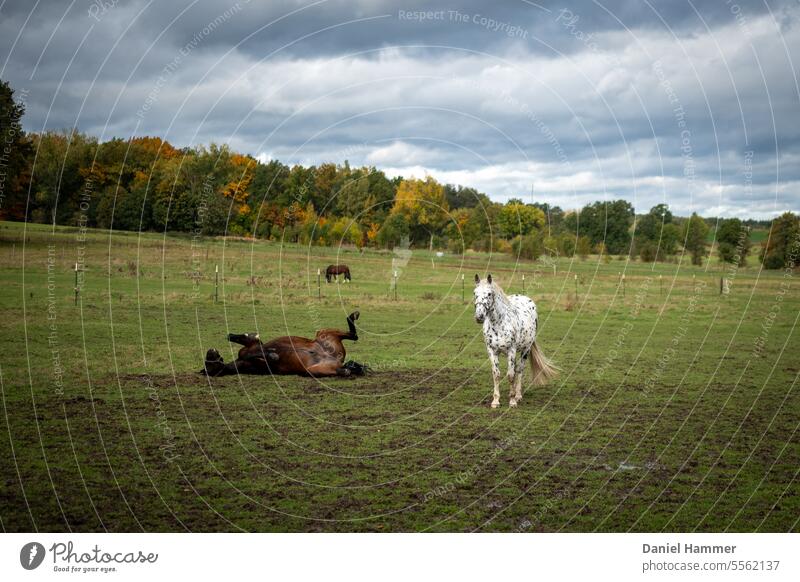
xmin=390 ymin=176 xmax=449 ymax=248
xmin=221 ymin=153 xmax=256 ymax=205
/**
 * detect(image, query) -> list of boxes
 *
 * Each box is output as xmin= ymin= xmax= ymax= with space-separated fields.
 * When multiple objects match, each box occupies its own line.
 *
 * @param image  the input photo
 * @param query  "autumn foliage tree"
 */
xmin=3 ymin=86 xmax=767 ymax=260
xmin=498 ymin=199 xmax=545 ymax=238
xmin=389 ymin=176 xmax=449 ymax=248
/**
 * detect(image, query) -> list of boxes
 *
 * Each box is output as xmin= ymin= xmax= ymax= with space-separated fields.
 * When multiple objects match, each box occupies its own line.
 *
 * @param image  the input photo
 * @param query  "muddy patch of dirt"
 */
xmin=116 ymin=372 xmax=216 ymax=388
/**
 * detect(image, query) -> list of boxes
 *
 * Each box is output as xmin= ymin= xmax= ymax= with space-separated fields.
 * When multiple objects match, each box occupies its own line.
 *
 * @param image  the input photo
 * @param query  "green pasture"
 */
xmin=0 ymin=220 xmax=797 ymax=532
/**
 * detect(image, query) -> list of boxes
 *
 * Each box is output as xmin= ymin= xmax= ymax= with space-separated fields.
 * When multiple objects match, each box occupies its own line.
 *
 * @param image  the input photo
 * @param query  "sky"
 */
xmin=1 ymin=0 xmax=799 ymax=218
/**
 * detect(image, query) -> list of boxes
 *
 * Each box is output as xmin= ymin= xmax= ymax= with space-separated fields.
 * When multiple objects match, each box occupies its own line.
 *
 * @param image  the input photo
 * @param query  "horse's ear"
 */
xmin=487 ymin=273 xmax=493 ymax=284
xmin=474 ymin=274 xmax=480 ymax=284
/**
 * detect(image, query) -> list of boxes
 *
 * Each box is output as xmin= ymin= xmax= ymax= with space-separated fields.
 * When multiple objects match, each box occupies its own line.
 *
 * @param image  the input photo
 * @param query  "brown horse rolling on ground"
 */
xmin=325 ymin=264 xmax=351 ymax=283
xmin=201 ymin=311 xmax=367 ymax=377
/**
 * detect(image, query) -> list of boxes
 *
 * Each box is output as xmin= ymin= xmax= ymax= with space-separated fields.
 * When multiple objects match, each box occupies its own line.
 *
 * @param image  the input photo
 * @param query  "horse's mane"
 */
xmin=490 ymin=281 xmax=511 ymax=303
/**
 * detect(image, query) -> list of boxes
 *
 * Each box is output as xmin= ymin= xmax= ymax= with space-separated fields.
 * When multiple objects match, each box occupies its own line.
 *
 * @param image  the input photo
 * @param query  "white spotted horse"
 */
xmin=473 ymin=274 xmax=558 ymax=408
xmin=201 ymin=311 xmax=367 ymax=378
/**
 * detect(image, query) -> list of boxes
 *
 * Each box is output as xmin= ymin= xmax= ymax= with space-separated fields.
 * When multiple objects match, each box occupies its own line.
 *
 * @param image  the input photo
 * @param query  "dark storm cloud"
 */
xmin=120 ymin=0 xmax=789 ymax=58
xmin=1 ymin=0 xmax=798 ymax=217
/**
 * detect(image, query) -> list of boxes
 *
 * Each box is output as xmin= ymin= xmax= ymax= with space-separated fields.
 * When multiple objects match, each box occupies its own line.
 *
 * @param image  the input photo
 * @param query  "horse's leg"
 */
xmin=345 ymin=310 xmax=359 ymax=340
xmin=227 ymin=359 xmax=261 ymax=375
xmin=304 ymin=360 xmax=346 ymax=377
xmin=487 ymin=348 xmax=501 ymax=408
xmin=221 ymin=356 xmax=265 ymax=376
xmin=513 ymin=353 xmax=526 ymax=405
xmin=507 ymin=348 xmax=518 ymax=407
xmin=202 ymin=348 xmax=241 ymax=376
xmin=202 ymin=358 xmax=242 ymax=377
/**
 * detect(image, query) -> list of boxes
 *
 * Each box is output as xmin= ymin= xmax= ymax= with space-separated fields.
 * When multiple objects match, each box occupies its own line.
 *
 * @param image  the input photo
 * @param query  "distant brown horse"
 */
xmin=201 ymin=311 xmax=366 ymax=377
xmin=325 ymin=264 xmax=351 ymax=283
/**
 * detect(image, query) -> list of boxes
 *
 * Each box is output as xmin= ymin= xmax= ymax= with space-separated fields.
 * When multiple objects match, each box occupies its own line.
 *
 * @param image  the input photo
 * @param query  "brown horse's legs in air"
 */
xmin=344 ymin=310 xmax=359 ymax=340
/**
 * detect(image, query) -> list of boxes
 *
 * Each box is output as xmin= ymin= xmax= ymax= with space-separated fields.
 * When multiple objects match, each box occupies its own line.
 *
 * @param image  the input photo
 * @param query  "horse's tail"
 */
xmin=529 ymin=342 xmax=559 ymax=385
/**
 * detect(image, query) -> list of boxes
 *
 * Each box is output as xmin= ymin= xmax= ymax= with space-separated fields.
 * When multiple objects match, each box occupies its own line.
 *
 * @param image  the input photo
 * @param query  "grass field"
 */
xmin=0 ymin=220 xmax=797 ymax=532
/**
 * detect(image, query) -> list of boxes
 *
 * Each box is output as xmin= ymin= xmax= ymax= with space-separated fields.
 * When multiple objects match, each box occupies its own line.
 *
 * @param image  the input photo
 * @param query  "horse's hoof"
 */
xmin=509 ymin=399 xmax=518 ymax=408
xmin=491 ymin=401 xmax=500 ymax=409
xmin=349 ymin=311 xmax=360 ymax=321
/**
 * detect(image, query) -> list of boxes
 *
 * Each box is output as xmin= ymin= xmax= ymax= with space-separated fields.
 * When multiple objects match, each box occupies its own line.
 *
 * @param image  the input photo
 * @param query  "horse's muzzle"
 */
xmin=475 ymin=315 xmax=485 ymax=324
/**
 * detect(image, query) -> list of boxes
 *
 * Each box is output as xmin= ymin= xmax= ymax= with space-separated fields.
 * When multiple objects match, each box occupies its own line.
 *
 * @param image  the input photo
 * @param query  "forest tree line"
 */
xmin=1 ymin=80 xmax=798 ymax=269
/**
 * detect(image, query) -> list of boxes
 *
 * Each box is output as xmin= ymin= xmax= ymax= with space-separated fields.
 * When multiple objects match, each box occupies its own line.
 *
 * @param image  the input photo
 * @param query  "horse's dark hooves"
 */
xmin=228 ymin=332 xmax=260 ymax=346
xmin=202 ymin=349 xmax=225 ymax=376
xmin=342 ymin=360 xmax=369 ymax=376
xmin=348 ymin=311 xmax=360 ymax=321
